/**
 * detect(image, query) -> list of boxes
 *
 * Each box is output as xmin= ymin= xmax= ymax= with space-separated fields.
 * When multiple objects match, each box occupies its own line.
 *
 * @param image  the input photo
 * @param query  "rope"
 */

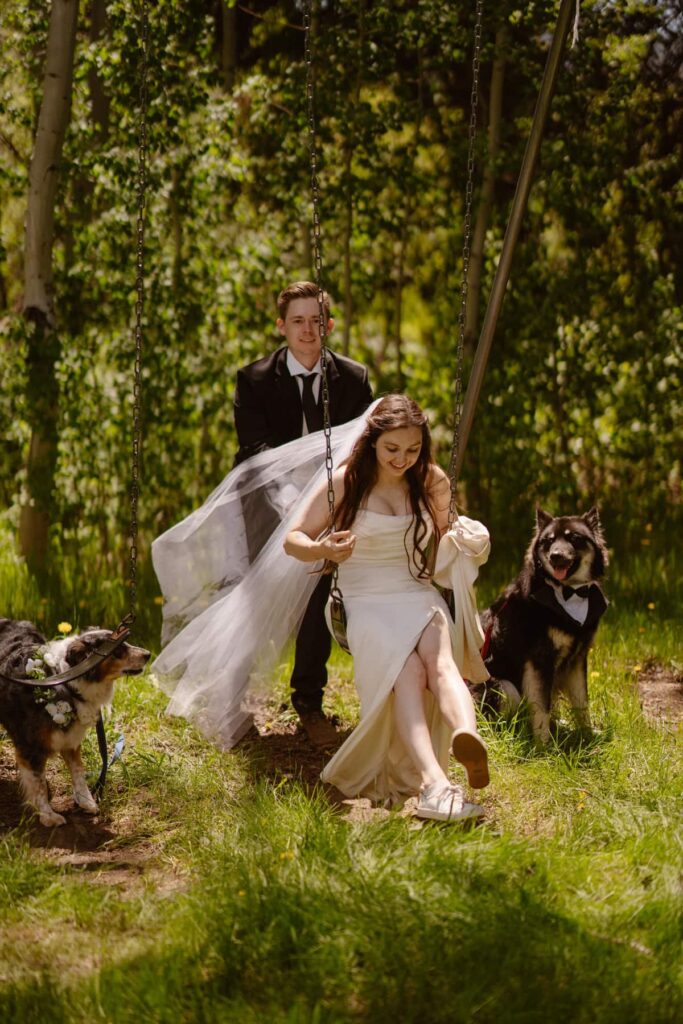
xmin=571 ymin=0 xmax=581 ymax=48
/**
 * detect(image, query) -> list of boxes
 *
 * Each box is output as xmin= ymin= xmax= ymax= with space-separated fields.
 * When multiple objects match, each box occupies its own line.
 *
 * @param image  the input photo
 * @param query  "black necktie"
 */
xmin=300 ymin=373 xmax=323 ymax=433
xmin=562 ymin=584 xmax=592 ymax=600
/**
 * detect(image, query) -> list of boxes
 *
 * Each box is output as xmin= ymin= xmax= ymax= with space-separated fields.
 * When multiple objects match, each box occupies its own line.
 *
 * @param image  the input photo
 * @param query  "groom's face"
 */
xmin=277 ymin=297 xmax=334 ymax=369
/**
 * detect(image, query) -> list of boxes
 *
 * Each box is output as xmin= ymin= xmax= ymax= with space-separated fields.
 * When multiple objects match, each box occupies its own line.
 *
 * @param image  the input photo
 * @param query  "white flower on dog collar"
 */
xmin=29 ymin=647 xmax=76 ymax=728
xmin=44 ymin=700 xmax=75 ymax=728
xmin=26 ymin=657 xmax=46 ymax=679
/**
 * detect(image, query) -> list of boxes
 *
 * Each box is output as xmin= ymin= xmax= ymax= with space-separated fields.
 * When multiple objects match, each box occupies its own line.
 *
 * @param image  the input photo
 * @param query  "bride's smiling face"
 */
xmin=374 ymin=426 xmax=424 ymax=478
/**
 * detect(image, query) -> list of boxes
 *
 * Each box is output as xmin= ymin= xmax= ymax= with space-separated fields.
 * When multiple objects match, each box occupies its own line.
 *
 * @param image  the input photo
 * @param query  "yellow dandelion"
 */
xmin=279 ymin=850 xmax=295 ymax=860
xmin=237 ymin=890 xmax=246 ymax=897
xmin=633 ymin=664 xmax=642 ymax=672
xmin=647 ymin=602 xmax=656 ymax=610
xmin=153 ymin=595 xmax=165 ymax=605
xmin=590 ymin=671 xmax=600 ymax=679
xmin=57 ymin=622 xmax=72 ymax=635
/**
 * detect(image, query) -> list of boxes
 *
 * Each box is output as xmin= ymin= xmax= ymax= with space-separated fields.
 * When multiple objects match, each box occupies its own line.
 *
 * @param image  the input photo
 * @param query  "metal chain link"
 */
xmin=447 ymin=0 xmax=484 ymax=528
xmin=128 ymin=0 xmax=148 ymax=622
xmin=303 ymin=0 xmax=336 ymax=533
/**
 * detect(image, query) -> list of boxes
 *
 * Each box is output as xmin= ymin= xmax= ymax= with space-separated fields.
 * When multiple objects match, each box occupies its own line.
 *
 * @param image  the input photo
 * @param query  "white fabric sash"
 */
xmin=433 ymin=516 xmax=490 ymax=683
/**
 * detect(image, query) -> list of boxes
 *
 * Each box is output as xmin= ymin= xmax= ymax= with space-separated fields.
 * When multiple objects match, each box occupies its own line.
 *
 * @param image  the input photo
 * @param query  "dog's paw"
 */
xmin=73 ymin=791 xmax=98 ymax=814
xmin=39 ymin=809 xmax=66 ymax=827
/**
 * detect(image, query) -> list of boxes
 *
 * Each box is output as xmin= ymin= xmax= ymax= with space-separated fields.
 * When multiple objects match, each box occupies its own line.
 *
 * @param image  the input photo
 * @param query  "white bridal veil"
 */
xmin=151 ymin=403 xmax=380 ymax=748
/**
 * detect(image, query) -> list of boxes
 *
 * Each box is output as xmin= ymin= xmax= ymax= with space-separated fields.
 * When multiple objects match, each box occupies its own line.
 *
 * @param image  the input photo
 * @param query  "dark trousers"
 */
xmin=291 ymin=574 xmax=332 ymax=715
xmin=241 ymin=479 xmax=332 ymax=715
xmin=241 ymin=478 xmax=282 ymax=565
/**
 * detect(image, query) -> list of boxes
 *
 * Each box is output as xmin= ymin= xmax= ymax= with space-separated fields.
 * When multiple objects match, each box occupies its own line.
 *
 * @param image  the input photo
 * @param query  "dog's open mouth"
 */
xmin=121 ymin=667 xmax=145 ymax=676
xmin=550 ymin=559 xmax=578 ymax=582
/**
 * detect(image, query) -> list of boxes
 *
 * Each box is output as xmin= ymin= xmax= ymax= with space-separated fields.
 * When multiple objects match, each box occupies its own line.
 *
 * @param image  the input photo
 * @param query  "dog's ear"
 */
xmin=535 ymin=507 xmax=553 ymax=532
xmin=65 ymin=638 xmax=89 ymax=666
xmin=583 ymin=507 xmax=602 ymax=534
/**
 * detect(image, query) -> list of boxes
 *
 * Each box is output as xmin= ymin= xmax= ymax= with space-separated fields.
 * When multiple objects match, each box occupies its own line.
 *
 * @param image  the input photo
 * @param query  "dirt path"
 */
xmin=0 ymin=748 xmax=189 ymax=908
xmin=636 ymin=660 xmax=683 ymax=726
xmin=240 ymin=690 xmax=414 ymax=823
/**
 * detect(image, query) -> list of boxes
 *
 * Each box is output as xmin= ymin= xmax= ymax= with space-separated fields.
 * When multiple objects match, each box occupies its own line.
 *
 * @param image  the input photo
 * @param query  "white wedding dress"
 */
xmin=322 ymin=510 xmax=489 ymax=804
xmin=151 ymin=401 xmax=490 ymax=805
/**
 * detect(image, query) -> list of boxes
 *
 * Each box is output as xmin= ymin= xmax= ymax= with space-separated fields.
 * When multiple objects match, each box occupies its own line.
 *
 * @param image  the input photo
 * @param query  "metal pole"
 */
xmin=454 ymin=0 xmax=575 ymax=480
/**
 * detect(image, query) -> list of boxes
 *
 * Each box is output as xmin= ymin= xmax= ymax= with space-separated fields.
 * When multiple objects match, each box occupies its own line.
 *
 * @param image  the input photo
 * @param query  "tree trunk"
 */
xmin=301 ymin=221 xmax=312 ymax=274
xmin=19 ymin=0 xmax=78 ymax=575
xmin=392 ymin=227 xmax=407 ymax=391
xmin=464 ymin=26 xmax=506 ymax=354
xmin=220 ymin=1 xmax=238 ymax=91
xmin=341 ymin=145 xmax=353 ymax=357
xmin=88 ymin=0 xmax=110 ymax=137
xmin=340 ymin=0 xmax=366 ymax=356
xmin=170 ymin=166 xmax=184 ymax=294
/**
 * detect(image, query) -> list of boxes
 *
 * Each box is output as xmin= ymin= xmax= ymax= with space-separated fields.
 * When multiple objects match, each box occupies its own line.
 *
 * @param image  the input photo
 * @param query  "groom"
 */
xmin=233 ymin=281 xmax=373 ymax=747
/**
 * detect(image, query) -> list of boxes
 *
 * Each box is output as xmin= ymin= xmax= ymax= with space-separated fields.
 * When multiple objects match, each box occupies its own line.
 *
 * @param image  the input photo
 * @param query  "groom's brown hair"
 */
xmin=277 ymin=281 xmax=331 ymax=321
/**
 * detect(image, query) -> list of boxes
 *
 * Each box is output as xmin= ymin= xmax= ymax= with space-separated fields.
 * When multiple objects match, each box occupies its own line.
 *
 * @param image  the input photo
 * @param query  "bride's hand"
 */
xmin=320 ymin=530 xmax=356 ymax=563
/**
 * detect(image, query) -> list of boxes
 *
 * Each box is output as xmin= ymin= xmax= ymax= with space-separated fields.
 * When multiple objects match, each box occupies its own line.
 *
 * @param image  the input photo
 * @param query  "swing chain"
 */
xmin=129 ymin=0 xmax=148 ymax=622
xmin=447 ymin=0 xmax=484 ymax=529
xmin=304 ymin=0 xmax=335 ymax=532
xmin=304 ymin=0 xmax=483 ymax=534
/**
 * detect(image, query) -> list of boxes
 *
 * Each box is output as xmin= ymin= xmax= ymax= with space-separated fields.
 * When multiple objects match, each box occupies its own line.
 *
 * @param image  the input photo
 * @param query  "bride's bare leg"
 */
xmin=393 ymin=651 xmax=450 ymax=789
xmin=416 ymin=612 xmax=477 ymax=732
xmin=417 ymin=611 xmax=490 ymax=788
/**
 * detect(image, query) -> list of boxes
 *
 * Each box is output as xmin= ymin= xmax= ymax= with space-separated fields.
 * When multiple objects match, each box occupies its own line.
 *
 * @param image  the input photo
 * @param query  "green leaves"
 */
xmin=0 ymin=0 xmax=679 ymax=579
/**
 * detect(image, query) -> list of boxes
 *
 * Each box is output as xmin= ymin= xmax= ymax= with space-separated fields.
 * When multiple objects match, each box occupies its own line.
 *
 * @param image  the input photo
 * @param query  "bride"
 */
xmin=151 ymin=394 xmax=491 ymax=823
xmin=284 ymin=394 xmax=490 ymax=823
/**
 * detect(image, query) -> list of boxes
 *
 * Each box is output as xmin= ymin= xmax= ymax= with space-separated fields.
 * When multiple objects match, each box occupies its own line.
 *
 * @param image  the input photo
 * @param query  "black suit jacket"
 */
xmin=234 ymin=346 xmax=373 ymax=465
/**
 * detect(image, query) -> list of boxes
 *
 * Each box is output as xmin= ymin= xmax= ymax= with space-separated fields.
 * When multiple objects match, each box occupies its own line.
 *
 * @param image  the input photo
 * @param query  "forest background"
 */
xmin=0 ymin=0 xmax=680 ymax=643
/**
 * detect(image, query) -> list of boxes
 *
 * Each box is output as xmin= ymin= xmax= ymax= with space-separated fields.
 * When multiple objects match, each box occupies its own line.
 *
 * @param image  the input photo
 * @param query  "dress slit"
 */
xmin=321 ymin=511 xmax=454 ymax=802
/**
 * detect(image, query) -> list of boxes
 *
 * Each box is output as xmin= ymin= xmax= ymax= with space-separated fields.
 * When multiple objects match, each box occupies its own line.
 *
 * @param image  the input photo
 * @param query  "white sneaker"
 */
xmin=416 ymin=782 xmax=484 ymax=823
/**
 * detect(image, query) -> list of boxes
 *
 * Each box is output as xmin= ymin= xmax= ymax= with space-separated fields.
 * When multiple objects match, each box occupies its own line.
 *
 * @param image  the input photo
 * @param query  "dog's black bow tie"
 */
xmin=561 ymin=584 xmax=592 ymax=600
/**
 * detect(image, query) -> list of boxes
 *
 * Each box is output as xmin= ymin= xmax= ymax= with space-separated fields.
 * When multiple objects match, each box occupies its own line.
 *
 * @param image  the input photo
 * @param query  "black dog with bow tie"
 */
xmin=479 ymin=508 xmax=609 ymax=744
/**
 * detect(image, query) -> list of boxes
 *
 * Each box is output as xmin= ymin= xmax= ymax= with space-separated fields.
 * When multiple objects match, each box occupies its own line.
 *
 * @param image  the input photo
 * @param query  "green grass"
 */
xmin=0 ymin=534 xmax=681 ymax=1022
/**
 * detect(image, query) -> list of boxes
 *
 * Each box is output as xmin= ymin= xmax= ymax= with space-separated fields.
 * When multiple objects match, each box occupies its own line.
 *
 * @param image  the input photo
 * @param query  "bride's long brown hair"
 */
xmin=333 ymin=395 xmax=437 ymax=579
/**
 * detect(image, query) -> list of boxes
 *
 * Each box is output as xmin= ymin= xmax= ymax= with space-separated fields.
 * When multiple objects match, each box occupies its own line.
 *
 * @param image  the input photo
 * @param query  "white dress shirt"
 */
xmin=549 ymin=581 xmax=591 ymax=626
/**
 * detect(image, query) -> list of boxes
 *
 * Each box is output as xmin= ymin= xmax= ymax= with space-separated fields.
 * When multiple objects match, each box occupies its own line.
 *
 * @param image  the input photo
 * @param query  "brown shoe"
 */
xmin=298 ymin=711 xmax=339 ymax=749
xmin=451 ymin=729 xmax=490 ymax=789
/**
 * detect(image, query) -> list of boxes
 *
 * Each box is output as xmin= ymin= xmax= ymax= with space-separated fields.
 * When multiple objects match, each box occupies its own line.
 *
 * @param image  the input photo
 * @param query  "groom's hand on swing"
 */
xmin=321 ymin=530 xmax=356 ymax=563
